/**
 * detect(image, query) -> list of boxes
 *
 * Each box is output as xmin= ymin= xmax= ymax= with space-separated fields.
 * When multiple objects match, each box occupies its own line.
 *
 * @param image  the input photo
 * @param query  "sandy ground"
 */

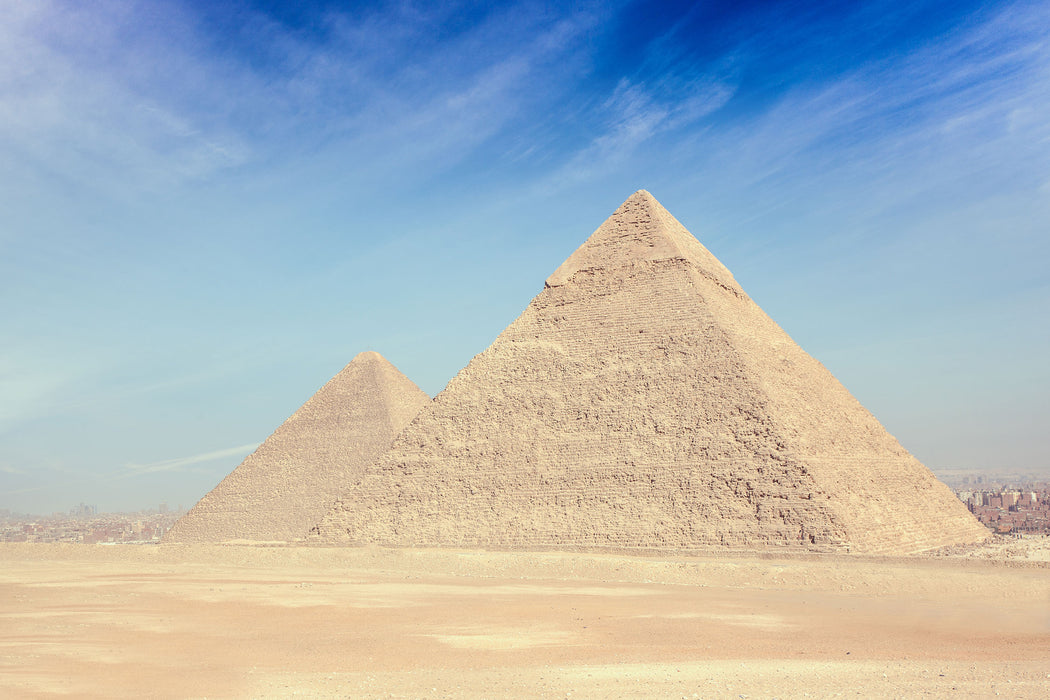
xmin=1 ymin=543 xmax=1047 ymax=699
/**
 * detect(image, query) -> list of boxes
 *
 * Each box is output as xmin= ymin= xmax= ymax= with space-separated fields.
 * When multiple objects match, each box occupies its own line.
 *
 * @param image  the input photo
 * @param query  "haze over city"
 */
xmin=2 ymin=0 xmax=1048 ymax=514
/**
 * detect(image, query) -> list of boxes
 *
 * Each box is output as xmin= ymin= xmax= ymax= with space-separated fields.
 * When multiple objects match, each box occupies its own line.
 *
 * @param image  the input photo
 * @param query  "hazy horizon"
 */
xmin=4 ymin=465 xmax=1046 ymax=519
xmin=2 ymin=0 xmax=1048 ymax=513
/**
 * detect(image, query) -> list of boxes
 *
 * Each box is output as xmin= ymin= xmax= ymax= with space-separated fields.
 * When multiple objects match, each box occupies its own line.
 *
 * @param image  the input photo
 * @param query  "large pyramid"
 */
xmin=165 ymin=351 xmax=430 ymax=543
xmin=312 ymin=192 xmax=988 ymax=554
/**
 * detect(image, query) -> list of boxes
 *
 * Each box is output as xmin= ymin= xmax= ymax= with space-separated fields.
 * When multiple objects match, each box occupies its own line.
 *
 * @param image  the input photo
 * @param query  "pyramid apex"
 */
xmin=545 ymin=190 xmax=739 ymax=293
xmin=352 ymin=350 xmax=387 ymax=364
xmin=622 ymin=189 xmax=682 ymax=217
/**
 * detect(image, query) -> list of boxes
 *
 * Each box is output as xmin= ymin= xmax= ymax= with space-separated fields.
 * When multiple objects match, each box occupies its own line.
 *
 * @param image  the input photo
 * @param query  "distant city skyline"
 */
xmin=2 ymin=0 xmax=1048 ymax=513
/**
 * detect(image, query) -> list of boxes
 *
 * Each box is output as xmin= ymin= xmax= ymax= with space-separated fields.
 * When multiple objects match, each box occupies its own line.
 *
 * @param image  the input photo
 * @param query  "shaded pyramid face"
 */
xmin=164 ymin=352 xmax=430 ymax=543
xmin=313 ymin=192 xmax=988 ymax=554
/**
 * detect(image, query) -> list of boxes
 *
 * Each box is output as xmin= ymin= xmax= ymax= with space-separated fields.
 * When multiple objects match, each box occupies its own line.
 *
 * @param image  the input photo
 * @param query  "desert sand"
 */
xmin=2 ymin=542 xmax=1047 ymax=698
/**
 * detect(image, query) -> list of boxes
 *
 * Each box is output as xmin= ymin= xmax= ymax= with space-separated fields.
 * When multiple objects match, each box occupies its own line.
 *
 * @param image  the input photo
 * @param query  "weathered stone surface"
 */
xmin=313 ymin=191 xmax=988 ymax=554
xmin=164 ymin=352 xmax=429 ymax=543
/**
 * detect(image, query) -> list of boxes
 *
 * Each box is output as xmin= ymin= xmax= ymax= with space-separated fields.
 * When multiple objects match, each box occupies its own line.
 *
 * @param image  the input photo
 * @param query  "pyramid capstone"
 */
xmin=164 ymin=351 xmax=430 ymax=543
xmin=312 ymin=192 xmax=989 ymax=554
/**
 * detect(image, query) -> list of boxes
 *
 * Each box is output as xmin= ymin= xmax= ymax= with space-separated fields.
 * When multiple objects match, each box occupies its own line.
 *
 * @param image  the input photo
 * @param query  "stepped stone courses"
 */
xmin=313 ymin=191 xmax=989 ymax=555
xmin=164 ymin=352 xmax=430 ymax=543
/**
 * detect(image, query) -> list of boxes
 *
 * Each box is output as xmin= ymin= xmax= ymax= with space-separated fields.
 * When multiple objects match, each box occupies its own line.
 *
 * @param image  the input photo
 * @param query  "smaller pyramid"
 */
xmin=164 ymin=352 xmax=430 ymax=543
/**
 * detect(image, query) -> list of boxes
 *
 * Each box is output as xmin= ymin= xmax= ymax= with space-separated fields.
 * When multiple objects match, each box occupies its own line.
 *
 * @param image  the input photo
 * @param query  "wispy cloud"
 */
xmin=655 ymin=0 xmax=1050 ymax=234
xmin=824 ymin=4 xmax=1042 ymax=160
xmin=548 ymin=76 xmax=736 ymax=188
xmin=0 ymin=442 xmax=259 ymax=500
xmin=0 ymin=0 xmax=610 ymax=205
xmin=299 ymin=4 xmax=604 ymax=186
xmin=0 ymin=0 xmax=252 ymax=198
xmin=121 ymin=443 xmax=260 ymax=476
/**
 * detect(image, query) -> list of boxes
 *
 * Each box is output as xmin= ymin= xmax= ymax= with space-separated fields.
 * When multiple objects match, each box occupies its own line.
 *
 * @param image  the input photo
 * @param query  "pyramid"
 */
xmin=312 ymin=192 xmax=989 ymax=554
xmin=164 ymin=351 xmax=430 ymax=543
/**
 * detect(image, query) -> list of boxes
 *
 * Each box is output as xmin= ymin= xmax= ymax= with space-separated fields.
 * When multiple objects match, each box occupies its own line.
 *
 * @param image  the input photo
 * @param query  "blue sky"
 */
xmin=2 ymin=0 xmax=1047 ymax=514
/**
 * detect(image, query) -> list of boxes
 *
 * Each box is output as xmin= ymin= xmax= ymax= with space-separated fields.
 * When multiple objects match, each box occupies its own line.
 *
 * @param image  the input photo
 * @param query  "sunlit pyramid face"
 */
xmin=312 ymin=192 xmax=988 ymax=555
